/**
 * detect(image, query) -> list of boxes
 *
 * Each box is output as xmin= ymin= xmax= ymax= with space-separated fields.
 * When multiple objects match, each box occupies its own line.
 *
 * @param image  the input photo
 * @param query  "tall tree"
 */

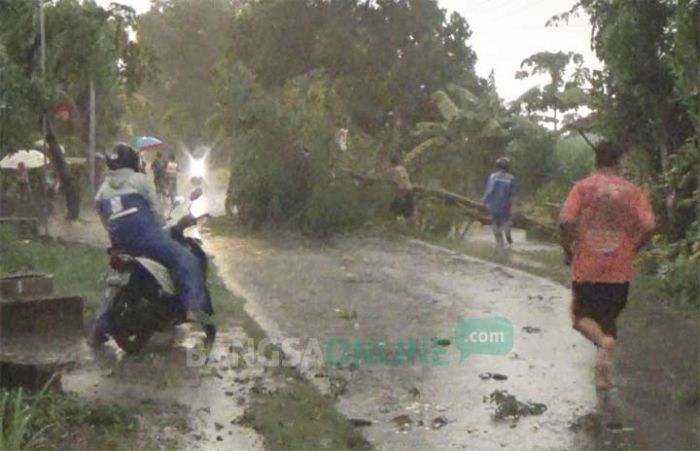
xmin=550 ymin=0 xmax=698 ymax=237
xmin=550 ymin=0 xmax=699 ymax=303
xmin=513 ymin=51 xmax=589 ymax=131
xmin=135 ymin=0 xmax=237 ymax=153
xmin=227 ymin=0 xmax=479 ymax=139
xmin=0 ymin=0 xmax=151 ymax=219
xmin=404 ymin=80 xmax=512 ymax=196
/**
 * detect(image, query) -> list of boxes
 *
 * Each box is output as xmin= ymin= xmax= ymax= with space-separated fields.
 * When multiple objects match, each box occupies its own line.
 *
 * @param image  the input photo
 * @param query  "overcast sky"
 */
xmin=97 ymin=0 xmax=600 ymax=101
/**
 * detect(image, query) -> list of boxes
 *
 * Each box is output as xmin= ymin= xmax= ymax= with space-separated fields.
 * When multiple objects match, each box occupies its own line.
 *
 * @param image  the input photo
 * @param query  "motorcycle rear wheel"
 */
xmin=113 ymin=329 xmax=154 ymax=354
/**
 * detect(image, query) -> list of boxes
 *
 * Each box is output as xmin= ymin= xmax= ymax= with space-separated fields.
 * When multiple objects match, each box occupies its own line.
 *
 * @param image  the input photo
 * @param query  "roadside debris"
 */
xmin=328 ymin=375 xmax=348 ymax=398
xmin=392 ymin=414 xmax=413 ymax=427
xmin=350 ymin=418 xmax=373 ymax=427
xmin=479 ymin=372 xmax=508 ymax=381
xmin=522 ymin=326 xmax=541 ymax=334
xmin=485 ymin=390 xmax=547 ymax=420
xmin=431 ymin=337 xmax=451 ymax=347
xmin=431 ymin=416 xmax=448 ymax=429
xmin=334 ymin=307 xmax=358 ymax=320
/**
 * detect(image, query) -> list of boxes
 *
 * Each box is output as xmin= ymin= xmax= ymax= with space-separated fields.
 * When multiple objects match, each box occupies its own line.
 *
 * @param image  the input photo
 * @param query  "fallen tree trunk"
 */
xmin=344 ymin=168 xmax=557 ymax=237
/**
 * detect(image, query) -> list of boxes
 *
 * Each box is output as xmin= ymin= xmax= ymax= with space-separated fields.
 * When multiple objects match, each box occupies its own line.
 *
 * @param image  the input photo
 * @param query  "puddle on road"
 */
xmin=61 ymin=327 xmax=264 ymax=450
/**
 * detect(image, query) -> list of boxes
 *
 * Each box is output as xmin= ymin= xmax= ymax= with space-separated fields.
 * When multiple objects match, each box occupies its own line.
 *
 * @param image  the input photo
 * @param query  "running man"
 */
xmin=559 ymin=140 xmax=655 ymax=389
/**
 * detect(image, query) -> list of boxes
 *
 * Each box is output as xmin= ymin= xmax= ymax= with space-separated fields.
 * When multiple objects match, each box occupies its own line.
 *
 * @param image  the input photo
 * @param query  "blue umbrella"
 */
xmin=131 ymin=136 xmax=164 ymax=152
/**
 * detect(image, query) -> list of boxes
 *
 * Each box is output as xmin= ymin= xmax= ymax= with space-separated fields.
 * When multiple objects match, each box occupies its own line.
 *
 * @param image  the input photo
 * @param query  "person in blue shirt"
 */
xmin=482 ymin=157 xmax=516 ymax=248
xmin=88 ymin=144 xmax=214 ymax=347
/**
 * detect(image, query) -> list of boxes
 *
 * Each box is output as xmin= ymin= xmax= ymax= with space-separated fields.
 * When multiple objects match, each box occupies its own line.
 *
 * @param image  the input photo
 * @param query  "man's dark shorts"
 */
xmin=572 ymin=281 xmax=629 ymax=338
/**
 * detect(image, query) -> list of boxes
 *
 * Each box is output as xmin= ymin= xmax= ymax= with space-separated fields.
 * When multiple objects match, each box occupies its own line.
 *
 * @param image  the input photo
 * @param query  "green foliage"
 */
xmin=136 ymin=0 xmax=236 ymax=152
xmin=552 ymin=135 xmax=595 ymax=185
xmin=0 ymin=227 xmax=107 ymax=320
xmin=646 ymin=140 xmax=700 ymax=304
xmin=409 ymin=81 xmax=512 ymax=196
xmin=0 ymin=389 xmax=47 ymax=451
xmin=0 ymin=0 xmax=152 ymax=155
xmin=220 ymin=65 xmax=374 ymax=236
xmin=241 ymin=376 xmax=371 ymax=450
xmin=512 ymin=51 xmax=590 ymax=130
xmin=227 ymin=0 xmax=479 ymax=137
xmin=557 ymin=0 xmax=699 ymax=305
xmin=0 ymin=45 xmax=44 ymax=156
xmin=506 ymin=118 xmax=558 ymax=197
xmin=214 ymin=0 xmax=484 ymax=235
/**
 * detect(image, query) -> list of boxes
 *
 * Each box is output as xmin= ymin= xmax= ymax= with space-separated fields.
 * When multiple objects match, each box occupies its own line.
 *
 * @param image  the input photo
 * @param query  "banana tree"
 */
xmin=404 ymin=82 xmax=512 ymax=196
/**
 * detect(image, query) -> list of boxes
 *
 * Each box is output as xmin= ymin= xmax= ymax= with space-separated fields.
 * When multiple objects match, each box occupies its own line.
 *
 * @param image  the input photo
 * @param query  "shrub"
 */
xmin=223 ymin=66 xmax=377 ymax=236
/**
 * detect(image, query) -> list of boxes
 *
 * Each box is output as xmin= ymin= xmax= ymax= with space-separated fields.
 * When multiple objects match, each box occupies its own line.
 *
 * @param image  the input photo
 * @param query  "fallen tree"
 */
xmin=343 ymin=168 xmax=557 ymax=238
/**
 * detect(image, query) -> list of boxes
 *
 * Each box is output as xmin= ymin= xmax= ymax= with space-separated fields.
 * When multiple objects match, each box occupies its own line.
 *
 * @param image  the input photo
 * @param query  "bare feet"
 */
xmin=595 ymin=347 xmax=612 ymax=390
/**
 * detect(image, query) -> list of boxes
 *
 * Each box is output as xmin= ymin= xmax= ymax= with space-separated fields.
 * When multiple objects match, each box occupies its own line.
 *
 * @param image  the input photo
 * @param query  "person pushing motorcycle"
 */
xmin=88 ymin=144 xmax=215 ymax=347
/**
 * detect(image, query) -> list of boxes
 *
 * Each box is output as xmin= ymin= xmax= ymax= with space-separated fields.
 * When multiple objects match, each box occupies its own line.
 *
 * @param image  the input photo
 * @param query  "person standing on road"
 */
xmin=16 ymin=162 xmax=31 ymax=203
xmin=151 ymin=151 xmax=166 ymax=197
xmin=482 ymin=157 xmax=516 ymax=249
xmin=559 ymin=140 xmax=655 ymax=390
xmin=386 ymin=154 xmax=415 ymax=222
xmin=164 ymin=153 xmax=179 ymax=203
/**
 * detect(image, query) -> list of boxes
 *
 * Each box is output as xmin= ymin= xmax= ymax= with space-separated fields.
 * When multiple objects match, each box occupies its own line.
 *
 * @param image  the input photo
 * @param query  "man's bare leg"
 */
xmin=572 ymin=310 xmax=616 ymax=389
xmin=573 ymin=316 xmax=615 ymax=348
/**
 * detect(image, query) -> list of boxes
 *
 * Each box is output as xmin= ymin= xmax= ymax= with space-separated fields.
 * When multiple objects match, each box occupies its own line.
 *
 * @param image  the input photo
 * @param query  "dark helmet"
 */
xmin=496 ymin=156 xmax=511 ymax=170
xmin=106 ymin=143 xmax=140 ymax=171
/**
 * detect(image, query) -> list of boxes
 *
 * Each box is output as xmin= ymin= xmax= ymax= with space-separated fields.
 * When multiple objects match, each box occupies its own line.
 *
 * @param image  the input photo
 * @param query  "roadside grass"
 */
xmin=1 ymin=229 xmax=141 ymax=450
xmin=240 ymin=371 xmax=373 ymax=451
xmin=0 ymin=229 xmax=107 ymax=322
xmin=0 ymin=380 xmax=141 ymax=451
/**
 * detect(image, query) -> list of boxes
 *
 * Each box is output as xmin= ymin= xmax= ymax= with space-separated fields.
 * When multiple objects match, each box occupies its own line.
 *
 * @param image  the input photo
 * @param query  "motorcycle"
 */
xmin=101 ymin=188 xmax=214 ymax=353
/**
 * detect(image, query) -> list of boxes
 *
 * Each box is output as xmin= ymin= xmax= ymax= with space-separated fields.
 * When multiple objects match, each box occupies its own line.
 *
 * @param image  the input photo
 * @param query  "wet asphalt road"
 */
xmin=205 ymin=233 xmax=600 ymax=450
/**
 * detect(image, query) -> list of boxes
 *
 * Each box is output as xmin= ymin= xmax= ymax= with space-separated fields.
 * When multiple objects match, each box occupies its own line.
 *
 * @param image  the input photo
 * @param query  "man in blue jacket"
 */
xmin=89 ymin=144 xmax=214 ymax=346
xmin=482 ymin=157 xmax=516 ymax=249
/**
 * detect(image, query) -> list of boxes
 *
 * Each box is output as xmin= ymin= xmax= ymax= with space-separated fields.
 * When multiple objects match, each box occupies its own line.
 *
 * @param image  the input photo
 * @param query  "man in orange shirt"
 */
xmin=559 ymin=141 xmax=655 ymax=389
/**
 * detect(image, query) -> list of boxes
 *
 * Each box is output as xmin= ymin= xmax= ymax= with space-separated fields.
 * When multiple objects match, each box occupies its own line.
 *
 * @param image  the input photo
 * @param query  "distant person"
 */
xmin=164 ymin=153 xmax=179 ymax=202
xmin=44 ymin=168 xmax=58 ymax=215
xmin=335 ymin=125 xmax=348 ymax=152
xmin=95 ymin=153 xmax=106 ymax=189
xmin=16 ymin=162 xmax=31 ymax=203
xmin=151 ymin=151 xmax=166 ymax=196
xmin=559 ymin=140 xmax=655 ymax=390
xmin=386 ymin=155 xmax=415 ymax=221
xmin=482 ymin=157 xmax=515 ymax=249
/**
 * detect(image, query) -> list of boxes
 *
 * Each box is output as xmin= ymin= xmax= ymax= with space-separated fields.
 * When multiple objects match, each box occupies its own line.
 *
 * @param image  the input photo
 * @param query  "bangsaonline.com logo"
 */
xmin=187 ymin=317 xmax=513 ymax=369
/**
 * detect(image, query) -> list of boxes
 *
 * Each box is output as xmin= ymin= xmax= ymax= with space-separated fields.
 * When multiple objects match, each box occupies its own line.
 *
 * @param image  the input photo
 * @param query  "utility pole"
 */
xmin=39 ymin=0 xmax=46 ymax=76
xmin=39 ymin=0 xmax=49 ymax=233
xmin=88 ymin=80 xmax=96 ymax=195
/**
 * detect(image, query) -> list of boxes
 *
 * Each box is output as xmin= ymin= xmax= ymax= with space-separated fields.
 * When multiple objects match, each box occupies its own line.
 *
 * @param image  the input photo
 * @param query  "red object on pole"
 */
xmin=53 ymin=103 xmax=72 ymax=122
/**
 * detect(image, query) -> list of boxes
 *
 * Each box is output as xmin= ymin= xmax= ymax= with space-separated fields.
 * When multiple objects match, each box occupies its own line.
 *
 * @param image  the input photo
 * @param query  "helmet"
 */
xmin=106 ymin=144 xmax=140 ymax=171
xmin=496 ymin=156 xmax=511 ymax=170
